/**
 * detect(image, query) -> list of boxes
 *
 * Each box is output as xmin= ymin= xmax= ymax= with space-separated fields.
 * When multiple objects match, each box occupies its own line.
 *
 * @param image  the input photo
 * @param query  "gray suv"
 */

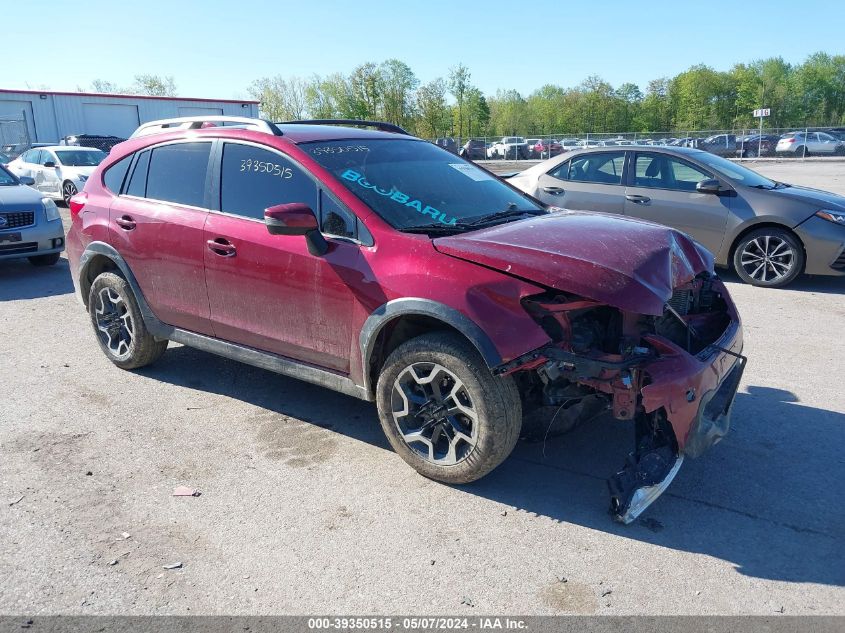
xmin=509 ymin=146 xmax=845 ymax=287
xmin=0 ymin=165 xmax=65 ymax=266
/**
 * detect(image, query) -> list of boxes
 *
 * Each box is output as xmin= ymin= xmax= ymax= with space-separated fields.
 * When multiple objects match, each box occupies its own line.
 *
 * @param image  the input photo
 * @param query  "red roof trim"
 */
xmin=0 ymin=88 xmax=258 ymax=105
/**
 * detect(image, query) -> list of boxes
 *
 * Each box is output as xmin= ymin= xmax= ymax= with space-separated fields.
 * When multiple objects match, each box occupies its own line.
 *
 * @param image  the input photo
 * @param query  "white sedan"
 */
xmin=7 ymin=146 xmax=106 ymax=204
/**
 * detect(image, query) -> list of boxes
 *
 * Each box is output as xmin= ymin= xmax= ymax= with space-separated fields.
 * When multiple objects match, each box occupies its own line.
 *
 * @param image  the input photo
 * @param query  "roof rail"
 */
xmin=130 ymin=116 xmax=282 ymax=138
xmin=276 ymin=119 xmax=411 ymax=136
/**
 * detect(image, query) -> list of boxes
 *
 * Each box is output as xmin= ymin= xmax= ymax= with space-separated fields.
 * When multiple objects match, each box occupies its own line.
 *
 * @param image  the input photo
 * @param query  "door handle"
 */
xmin=207 ymin=238 xmax=236 ymax=257
xmin=626 ymin=194 xmax=651 ymax=204
xmin=542 ymin=186 xmax=565 ymax=195
xmin=114 ymin=215 xmax=136 ymax=230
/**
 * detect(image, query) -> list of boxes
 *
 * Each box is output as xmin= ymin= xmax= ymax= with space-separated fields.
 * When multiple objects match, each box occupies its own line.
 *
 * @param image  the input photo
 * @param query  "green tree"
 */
xmin=415 ymin=78 xmax=451 ymax=138
xmin=448 ymin=63 xmax=471 ymax=140
xmin=131 ymin=74 xmax=177 ymax=97
xmin=379 ymin=59 xmax=419 ymax=127
xmin=248 ymin=76 xmax=308 ymax=120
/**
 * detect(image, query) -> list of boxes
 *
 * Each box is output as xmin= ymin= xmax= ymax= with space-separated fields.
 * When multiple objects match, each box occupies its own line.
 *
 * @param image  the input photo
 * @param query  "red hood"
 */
xmin=433 ymin=210 xmax=714 ymax=316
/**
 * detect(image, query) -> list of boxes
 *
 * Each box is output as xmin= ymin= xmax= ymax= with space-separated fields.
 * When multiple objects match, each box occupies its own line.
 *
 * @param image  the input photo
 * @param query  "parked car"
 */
xmin=487 ymin=137 xmax=529 ymax=159
xmin=509 ymin=145 xmax=845 ymax=288
xmin=775 ymin=131 xmax=844 ymax=156
xmin=65 ymin=116 xmax=746 ymax=524
xmin=697 ymin=134 xmax=737 ymax=156
xmin=524 ymin=139 xmax=542 ymax=158
xmin=532 ymin=138 xmax=562 ymax=159
xmin=433 ymin=137 xmax=458 ymax=154
xmin=736 ymin=134 xmax=779 ymax=158
xmin=1 ymin=141 xmax=55 ymax=161
xmin=458 ymin=139 xmax=486 ymax=160
xmin=6 ymin=146 xmax=106 ymax=204
xmin=0 ymin=164 xmax=65 ymax=266
xmin=558 ymin=138 xmax=581 ymax=152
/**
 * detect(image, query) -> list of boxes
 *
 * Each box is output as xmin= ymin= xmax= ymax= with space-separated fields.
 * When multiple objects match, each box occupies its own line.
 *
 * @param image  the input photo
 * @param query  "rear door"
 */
xmin=108 ymin=141 xmax=215 ymax=334
xmin=203 ymin=141 xmax=359 ymax=372
xmin=40 ymin=149 xmax=61 ymax=196
xmin=623 ymin=151 xmax=729 ymax=255
xmin=535 ymin=151 xmax=627 ymax=214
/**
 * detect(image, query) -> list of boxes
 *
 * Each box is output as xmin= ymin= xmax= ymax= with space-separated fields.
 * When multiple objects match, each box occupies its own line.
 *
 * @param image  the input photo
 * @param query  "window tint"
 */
xmin=42 ymin=151 xmax=56 ymax=165
xmin=220 ymin=143 xmax=317 ymax=220
xmin=320 ymin=190 xmax=356 ymax=239
xmin=103 ymin=155 xmax=132 ymax=194
xmin=553 ymin=152 xmax=625 ymax=185
xmin=24 ymin=150 xmax=41 ymax=164
xmin=634 ymin=154 xmax=710 ymax=191
xmin=146 ymin=142 xmax=210 ymax=207
xmin=125 ymin=150 xmax=150 ymax=197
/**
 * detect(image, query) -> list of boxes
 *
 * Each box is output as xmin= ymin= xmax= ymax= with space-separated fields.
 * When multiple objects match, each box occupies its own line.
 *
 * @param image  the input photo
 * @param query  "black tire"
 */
xmin=28 ymin=253 xmax=60 ymax=266
xmin=732 ymin=227 xmax=804 ymax=288
xmin=88 ymin=272 xmax=168 ymax=369
xmin=795 ymin=145 xmax=807 ymax=157
xmin=376 ymin=331 xmax=522 ymax=484
xmin=62 ymin=181 xmax=78 ymax=206
xmin=746 ymin=148 xmax=758 ymax=158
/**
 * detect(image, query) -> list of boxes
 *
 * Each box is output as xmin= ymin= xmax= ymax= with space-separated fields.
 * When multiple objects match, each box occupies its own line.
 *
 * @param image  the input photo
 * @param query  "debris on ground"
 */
xmin=601 ymin=589 xmax=613 ymax=597
xmin=639 ymin=517 xmax=665 ymax=532
xmin=85 ymin=471 xmax=92 ymax=476
xmin=120 ymin=532 xmax=131 ymax=540
xmin=460 ymin=596 xmax=475 ymax=607
xmin=430 ymin=560 xmax=436 ymax=565
xmin=500 ymin=510 xmax=508 ymax=516
xmin=162 ymin=562 xmax=183 ymax=570
xmin=108 ymin=559 xmax=118 ymax=566
xmin=8 ymin=495 xmax=24 ymax=506
xmin=557 ymin=575 xmax=568 ymax=583
xmin=172 ymin=486 xmax=201 ymax=497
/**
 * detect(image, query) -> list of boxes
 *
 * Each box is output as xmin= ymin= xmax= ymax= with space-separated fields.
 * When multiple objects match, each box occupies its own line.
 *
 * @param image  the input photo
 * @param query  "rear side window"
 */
xmin=103 ymin=155 xmax=132 ymax=194
xmin=125 ymin=150 xmax=150 ymax=197
xmin=146 ymin=143 xmax=211 ymax=207
xmin=552 ymin=152 xmax=625 ymax=185
xmin=220 ymin=143 xmax=318 ymax=220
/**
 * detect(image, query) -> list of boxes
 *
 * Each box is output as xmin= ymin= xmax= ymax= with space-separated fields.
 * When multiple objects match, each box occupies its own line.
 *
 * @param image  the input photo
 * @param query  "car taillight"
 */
xmin=785 ymin=137 xmax=796 ymax=143
xmin=69 ymin=191 xmax=87 ymax=219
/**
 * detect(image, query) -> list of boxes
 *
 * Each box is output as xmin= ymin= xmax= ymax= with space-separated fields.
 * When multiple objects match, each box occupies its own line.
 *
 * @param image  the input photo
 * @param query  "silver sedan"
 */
xmin=508 ymin=146 xmax=845 ymax=287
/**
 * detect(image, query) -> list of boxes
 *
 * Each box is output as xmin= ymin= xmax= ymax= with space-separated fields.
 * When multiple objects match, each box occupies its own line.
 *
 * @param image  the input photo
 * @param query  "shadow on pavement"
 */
xmin=0 ymin=256 xmax=75 ymax=301
xmin=719 ymin=268 xmax=845 ymax=294
xmin=140 ymin=345 xmax=845 ymax=588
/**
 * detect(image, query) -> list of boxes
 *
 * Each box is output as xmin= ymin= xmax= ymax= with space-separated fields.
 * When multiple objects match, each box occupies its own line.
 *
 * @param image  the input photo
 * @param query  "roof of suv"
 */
xmin=274 ymin=124 xmax=412 ymax=143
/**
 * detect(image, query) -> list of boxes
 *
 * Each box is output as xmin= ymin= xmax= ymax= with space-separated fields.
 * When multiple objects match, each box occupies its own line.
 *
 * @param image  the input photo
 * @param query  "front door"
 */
xmin=535 ymin=151 xmax=627 ymax=214
xmin=39 ymin=149 xmax=62 ymax=197
xmin=623 ymin=152 xmax=730 ymax=255
xmin=203 ymin=141 xmax=359 ymax=373
xmin=108 ymin=141 xmax=215 ymax=335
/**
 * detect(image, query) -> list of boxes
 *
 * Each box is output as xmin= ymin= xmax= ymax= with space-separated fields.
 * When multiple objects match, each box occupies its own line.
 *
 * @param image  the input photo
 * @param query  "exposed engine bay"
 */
xmin=496 ymin=272 xmax=746 ymax=523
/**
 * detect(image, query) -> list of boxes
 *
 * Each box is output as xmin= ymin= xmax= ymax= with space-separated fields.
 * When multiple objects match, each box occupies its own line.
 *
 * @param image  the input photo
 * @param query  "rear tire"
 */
xmin=28 ymin=253 xmax=60 ymax=266
xmin=88 ymin=272 xmax=168 ymax=369
xmin=795 ymin=145 xmax=807 ymax=157
xmin=376 ymin=331 xmax=522 ymax=484
xmin=732 ymin=227 xmax=804 ymax=288
xmin=62 ymin=181 xmax=78 ymax=206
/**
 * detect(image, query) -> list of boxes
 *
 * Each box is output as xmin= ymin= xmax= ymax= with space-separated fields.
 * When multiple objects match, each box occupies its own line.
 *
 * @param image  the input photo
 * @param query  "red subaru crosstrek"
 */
xmin=67 ymin=117 xmax=745 ymax=523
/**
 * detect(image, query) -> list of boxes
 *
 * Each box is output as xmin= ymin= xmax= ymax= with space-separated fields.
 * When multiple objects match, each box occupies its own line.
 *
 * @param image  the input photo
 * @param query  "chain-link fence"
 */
xmin=430 ymin=125 xmax=845 ymax=162
xmin=0 ymin=112 xmax=32 ymax=158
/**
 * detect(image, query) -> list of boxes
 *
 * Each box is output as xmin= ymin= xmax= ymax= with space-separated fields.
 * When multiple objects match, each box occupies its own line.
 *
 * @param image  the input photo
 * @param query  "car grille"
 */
xmin=667 ymin=288 xmax=693 ymax=315
xmin=0 ymin=242 xmax=38 ymax=255
xmin=832 ymin=248 xmax=845 ymax=271
xmin=0 ymin=211 xmax=35 ymax=229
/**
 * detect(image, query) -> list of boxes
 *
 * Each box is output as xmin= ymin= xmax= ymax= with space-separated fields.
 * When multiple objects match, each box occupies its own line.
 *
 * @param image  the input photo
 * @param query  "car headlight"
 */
xmin=77 ymin=174 xmax=88 ymax=183
xmin=816 ymin=210 xmax=845 ymax=225
xmin=42 ymin=198 xmax=60 ymax=222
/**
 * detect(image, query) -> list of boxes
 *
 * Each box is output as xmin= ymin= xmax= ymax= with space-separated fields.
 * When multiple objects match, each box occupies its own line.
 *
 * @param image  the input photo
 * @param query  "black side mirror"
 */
xmin=43 ymin=161 xmax=56 ymax=168
xmin=18 ymin=176 xmax=35 ymax=186
xmin=264 ymin=203 xmax=328 ymax=256
xmin=696 ymin=178 xmax=722 ymax=194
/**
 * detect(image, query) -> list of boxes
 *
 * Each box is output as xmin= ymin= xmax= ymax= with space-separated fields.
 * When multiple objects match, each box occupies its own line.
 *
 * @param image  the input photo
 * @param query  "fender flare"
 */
xmin=78 ymin=241 xmax=171 ymax=339
xmin=358 ymin=298 xmax=503 ymax=396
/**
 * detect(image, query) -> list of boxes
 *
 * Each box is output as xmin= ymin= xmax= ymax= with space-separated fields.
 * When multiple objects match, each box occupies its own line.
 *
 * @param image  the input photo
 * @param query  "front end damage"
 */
xmin=495 ymin=272 xmax=745 ymax=524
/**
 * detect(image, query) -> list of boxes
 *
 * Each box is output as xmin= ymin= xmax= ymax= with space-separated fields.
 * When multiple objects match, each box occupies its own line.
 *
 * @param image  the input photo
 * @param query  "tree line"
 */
xmin=86 ymin=52 xmax=845 ymax=137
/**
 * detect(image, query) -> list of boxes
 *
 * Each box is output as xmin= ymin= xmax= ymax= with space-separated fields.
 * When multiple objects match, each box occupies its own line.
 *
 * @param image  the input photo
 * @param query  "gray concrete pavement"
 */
xmin=1 ymin=161 xmax=843 ymax=615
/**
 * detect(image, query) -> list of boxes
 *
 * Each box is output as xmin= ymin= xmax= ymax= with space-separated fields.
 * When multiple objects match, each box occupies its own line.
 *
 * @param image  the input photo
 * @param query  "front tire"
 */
xmin=376 ymin=332 xmax=522 ymax=484
xmin=62 ymin=181 xmax=78 ymax=206
xmin=88 ymin=272 xmax=168 ymax=369
xmin=732 ymin=227 xmax=804 ymax=288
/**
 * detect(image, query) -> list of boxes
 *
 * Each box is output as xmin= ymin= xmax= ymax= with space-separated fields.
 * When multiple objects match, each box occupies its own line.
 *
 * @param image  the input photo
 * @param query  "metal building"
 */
xmin=0 ymin=89 xmax=259 ymax=148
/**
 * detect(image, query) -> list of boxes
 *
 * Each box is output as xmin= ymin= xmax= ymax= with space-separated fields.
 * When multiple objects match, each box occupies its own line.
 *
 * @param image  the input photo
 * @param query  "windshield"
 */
xmin=0 ymin=166 xmax=18 ymax=186
xmin=305 ymin=139 xmax=543 ymax=230
xmin=55 ymin=149 xmax=106 ymax=167
xmin=693 ymin=151 xmax=777 ymax=188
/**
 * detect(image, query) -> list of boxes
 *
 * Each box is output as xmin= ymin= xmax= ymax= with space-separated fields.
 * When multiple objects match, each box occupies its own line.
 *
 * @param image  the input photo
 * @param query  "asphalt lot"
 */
xmin=1 ymin=161 xmax=843 ymax=615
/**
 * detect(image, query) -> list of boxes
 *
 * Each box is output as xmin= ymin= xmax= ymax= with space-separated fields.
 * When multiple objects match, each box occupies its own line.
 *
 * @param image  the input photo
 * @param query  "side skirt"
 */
xmin=166 ymin=327 xmax=372 ymax=402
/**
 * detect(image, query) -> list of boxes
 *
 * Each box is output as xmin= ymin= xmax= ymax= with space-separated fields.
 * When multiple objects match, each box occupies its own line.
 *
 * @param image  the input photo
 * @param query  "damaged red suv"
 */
xmin=66 ymin=117 xmax=745 ymax=523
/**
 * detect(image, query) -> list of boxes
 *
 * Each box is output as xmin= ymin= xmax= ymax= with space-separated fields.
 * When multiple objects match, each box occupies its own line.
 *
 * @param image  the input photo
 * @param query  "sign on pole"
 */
xmin=753 ymin=108 xmax=771 ymax=118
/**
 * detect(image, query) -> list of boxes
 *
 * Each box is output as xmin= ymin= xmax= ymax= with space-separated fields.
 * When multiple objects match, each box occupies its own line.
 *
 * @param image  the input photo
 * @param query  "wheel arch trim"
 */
xmin=359 ymin=298 xmax=503 ymax=397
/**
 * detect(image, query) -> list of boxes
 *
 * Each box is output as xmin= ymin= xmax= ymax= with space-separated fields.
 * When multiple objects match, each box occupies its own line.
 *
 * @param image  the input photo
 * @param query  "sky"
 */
xmin=5 ymin=0 xmax=844 ymax=100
